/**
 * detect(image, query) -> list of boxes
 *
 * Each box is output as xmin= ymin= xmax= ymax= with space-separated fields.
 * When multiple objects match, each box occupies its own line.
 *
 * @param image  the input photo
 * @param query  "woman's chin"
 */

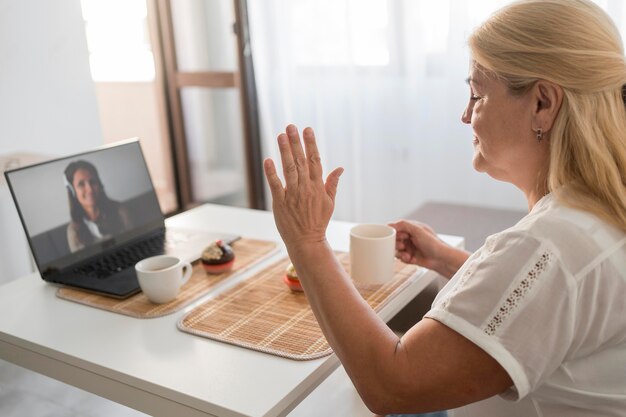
xmin=472 ymin=153 xmax=486 ymax=173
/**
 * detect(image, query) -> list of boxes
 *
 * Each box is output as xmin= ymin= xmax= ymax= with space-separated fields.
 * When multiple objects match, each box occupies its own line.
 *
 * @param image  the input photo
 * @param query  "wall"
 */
xmin=0 ymin=0 xmax=102 ymax=282
xmin=0 ymin=0 xmax=102 ymax=155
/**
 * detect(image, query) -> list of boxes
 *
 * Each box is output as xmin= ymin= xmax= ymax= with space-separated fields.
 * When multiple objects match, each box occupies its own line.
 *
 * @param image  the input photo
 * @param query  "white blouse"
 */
xmin=426 ymin=194 xmax=626 ymax=417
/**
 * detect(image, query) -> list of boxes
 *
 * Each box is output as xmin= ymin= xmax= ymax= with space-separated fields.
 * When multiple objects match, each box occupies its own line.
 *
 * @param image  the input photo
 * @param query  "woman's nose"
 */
xmin=461 ymin=103 xmax=472 ymax=124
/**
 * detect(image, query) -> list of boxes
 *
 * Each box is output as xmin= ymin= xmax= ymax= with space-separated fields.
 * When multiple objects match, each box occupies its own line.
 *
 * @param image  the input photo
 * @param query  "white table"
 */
xmin=0 ymin=204 xmax=463 ymax=417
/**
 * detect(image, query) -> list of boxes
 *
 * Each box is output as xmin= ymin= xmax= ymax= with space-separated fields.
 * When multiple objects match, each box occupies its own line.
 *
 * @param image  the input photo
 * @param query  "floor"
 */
xmin=0 ymin=201 xmax=526 ymax=417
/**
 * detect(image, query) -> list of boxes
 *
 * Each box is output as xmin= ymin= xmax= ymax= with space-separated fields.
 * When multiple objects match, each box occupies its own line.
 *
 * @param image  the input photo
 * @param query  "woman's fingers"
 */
xmin=325 ymin=167 xmax=344 ymax=201
xmin=277 ymin=133 xmax=298 ymax=191
xmin=264 ymin=124 xmax=344 ymax=249
xmin=285 ymin=124 xmax=309 ymax=185
xmin=395 ymin=249 xmax=414 ymax=264
xmin=389 ymin=220 xmax=414 ymax=234
xmin=263 ymin=158 xmax=285 ymax=201
xmin=396 ymin=231 xmax=410 ymax=241
xmin=303 ymin=127 xmax=323 ymax=182
xmin=273 ymin=124 xmax=339 ymax=198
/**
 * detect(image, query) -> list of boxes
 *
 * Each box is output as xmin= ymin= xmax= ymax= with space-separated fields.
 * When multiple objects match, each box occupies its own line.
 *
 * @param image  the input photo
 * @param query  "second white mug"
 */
xmin=349 ymin=224 xmax=396 ymax=285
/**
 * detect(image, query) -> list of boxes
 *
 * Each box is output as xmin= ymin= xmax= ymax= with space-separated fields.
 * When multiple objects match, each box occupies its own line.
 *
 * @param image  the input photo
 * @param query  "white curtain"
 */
xmin=249 ymin=0 xmax=626 ymax=223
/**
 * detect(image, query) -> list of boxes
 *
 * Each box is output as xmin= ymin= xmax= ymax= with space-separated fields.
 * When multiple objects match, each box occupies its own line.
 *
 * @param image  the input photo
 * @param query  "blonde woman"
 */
xmin=263 ymin=0 xmax=626 ymax=416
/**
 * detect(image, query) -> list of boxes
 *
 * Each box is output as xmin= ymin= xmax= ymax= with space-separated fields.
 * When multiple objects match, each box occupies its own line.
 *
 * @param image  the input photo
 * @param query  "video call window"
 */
xmin=6 ymin=142 xmax=162 ymax=269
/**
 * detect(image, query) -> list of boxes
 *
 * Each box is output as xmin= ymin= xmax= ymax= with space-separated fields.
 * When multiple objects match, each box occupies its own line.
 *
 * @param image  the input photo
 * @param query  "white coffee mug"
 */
xmin=135 ymin=255 xmax=192 ymax=304
xmin=350 ymin=224 xmax=396 ymax=285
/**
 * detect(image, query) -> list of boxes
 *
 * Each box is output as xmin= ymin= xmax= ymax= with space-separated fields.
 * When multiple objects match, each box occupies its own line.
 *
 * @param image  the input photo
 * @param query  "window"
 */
xmin=291 ymin=0 xmax=390 ymax=67
xmin=80 ymin=0 xmax=155 ymax=82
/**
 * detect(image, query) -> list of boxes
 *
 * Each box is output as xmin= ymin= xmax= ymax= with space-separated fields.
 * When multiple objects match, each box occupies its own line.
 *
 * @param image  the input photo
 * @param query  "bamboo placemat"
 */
xmin=56 ymin=238 xmax=278 ymax=318
xmin=178 ymin=253 xmax=419 ymax=360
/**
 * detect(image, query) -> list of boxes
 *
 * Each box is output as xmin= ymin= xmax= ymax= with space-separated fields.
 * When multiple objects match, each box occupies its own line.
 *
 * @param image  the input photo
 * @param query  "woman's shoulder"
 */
xmin=528 ymin=194 xmax=623 ymax=240
xmin=103 ymin=198 xmax=127 ymax=214
xmin=106 ymin=198 xmax=133 ymax=227
xmin=490 ymin=194 xmax=626 ymax=277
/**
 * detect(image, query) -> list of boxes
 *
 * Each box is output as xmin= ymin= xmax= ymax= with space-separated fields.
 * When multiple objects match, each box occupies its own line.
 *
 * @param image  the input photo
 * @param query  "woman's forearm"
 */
xmin=435 ymin=245 xmax=471 ymax=279
xmin=287 ymin=240 xmax=400 ymax=404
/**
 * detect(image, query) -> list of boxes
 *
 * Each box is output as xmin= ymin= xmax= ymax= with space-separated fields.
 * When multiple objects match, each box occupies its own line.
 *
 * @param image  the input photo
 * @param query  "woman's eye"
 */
xmin=470 ymin=94 xmax=481 ymax=101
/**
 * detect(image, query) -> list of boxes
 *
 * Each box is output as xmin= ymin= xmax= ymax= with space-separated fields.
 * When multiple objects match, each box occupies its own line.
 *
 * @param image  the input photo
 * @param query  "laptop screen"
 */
xmin=5 ymin=140 xmax=164 ymax=275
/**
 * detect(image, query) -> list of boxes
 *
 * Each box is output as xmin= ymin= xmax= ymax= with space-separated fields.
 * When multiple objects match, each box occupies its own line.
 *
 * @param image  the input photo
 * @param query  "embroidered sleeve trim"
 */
xmin=483 ymin=249 xmax=554 ymax=336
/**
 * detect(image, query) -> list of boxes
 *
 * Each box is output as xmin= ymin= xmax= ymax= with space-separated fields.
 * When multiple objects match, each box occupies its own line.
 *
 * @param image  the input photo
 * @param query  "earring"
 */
xmin=536 ymin=128 xmax=543 ymax=142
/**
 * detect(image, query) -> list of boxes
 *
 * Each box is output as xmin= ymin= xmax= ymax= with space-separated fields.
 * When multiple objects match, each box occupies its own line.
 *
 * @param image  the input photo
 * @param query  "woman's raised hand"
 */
xmin=263 ymin=125 xmax=344 ymax=252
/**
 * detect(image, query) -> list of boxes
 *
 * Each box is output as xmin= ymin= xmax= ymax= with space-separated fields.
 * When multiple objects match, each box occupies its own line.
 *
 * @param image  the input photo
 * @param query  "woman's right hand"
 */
xmin=389 ymin=219 xmax=470 ymax=279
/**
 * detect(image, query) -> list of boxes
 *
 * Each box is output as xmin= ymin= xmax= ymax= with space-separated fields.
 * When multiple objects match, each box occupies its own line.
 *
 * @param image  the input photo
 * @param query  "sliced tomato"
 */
xmin=282 ymin=274 xmax=304 ymax=292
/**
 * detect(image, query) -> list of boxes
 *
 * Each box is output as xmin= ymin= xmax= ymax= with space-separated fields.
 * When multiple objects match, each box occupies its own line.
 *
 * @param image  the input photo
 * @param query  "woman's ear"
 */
xmin=532 ymin=80 xmax=563 ymax=133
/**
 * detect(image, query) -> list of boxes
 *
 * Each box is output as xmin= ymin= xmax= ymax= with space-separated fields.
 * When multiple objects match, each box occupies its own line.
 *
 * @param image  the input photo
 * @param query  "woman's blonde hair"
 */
xmin=469 ymin=0 xmax=626 ymax=232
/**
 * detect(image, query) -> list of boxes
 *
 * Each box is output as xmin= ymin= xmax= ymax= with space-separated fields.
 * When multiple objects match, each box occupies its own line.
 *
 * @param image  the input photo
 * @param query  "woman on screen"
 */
xmin=64 ymin=160 xmax=132 ymax=252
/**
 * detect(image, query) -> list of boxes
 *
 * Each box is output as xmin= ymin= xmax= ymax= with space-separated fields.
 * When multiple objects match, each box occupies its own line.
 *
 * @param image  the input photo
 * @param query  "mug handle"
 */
xmin=180 ymin=262 xmax=192 ymax=286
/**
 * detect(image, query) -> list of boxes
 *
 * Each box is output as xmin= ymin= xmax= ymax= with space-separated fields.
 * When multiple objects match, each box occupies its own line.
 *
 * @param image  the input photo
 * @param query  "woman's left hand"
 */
xmin=263 ymin=125 xmax=344 ymax=252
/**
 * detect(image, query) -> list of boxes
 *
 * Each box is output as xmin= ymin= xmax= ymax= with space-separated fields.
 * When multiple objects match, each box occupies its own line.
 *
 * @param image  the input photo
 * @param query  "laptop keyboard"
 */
xmin=73 ymin=233 xmax=166 ymax=279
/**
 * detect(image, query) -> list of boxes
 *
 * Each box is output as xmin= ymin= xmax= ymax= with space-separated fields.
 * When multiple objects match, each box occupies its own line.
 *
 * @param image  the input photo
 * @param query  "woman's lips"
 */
xmin=473 ymin=135 xmax=479 ymax=145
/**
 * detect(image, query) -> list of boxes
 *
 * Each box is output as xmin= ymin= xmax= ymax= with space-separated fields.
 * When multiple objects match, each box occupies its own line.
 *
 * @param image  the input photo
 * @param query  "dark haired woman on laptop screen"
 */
xmin=64 ymin=160 xmax=132 ymax=252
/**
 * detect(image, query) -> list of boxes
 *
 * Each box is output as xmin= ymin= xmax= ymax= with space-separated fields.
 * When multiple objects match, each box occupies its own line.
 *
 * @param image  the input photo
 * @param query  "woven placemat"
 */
xmin=56 ymin=238 xmax=278 ymax=318
xmin=178 ymin=253 xmax=419 ymax=360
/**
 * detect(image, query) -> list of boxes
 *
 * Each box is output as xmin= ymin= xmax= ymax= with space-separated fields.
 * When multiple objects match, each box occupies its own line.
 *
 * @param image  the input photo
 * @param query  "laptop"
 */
xmin=4 ymin=139 xmax=239 ymax=299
